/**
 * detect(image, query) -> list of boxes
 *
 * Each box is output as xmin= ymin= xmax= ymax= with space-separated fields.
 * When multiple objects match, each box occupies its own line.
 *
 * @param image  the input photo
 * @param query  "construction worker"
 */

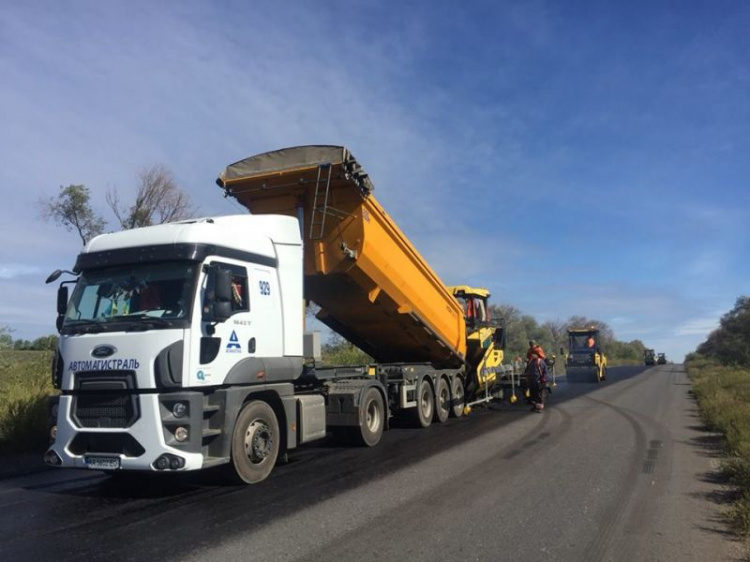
xmin=525 ymin=354 xmax=548 ymax=413
xmin=526 ymin=340 xmax=546 ymax=361
xmin=587 ymin=335 xmax=595 ymax=348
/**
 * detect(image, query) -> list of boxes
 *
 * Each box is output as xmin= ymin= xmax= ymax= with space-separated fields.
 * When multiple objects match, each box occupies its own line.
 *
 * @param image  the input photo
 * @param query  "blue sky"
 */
xmin=1 ymin=0 xmax=749 ymax=361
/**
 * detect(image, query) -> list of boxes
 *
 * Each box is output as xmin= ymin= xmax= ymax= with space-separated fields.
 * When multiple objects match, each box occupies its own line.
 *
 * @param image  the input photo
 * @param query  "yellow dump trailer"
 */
xmin=217 ymin=145 xmax=466 ymax=368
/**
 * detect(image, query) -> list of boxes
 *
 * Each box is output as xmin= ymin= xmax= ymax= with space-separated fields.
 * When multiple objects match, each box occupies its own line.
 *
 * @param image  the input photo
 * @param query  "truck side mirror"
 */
xmin=57 ymin=285 xmax=69 ymax=315
xmin=208 ymin=268 xmax=233 ymax=323
xmin=215 ymin=269 xmax=232 ymax=303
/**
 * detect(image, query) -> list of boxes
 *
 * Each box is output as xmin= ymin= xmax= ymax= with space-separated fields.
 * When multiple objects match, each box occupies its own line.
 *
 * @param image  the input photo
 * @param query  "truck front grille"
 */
xmin=75 ymin=393 xmax=138 ymax=428
xmin=72 ymin=371 xmax=140 ymax=428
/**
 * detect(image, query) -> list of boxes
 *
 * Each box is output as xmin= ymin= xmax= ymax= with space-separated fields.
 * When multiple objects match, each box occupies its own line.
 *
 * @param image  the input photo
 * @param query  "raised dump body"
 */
xmin=217 ymin=145 xmax=466 ymax=368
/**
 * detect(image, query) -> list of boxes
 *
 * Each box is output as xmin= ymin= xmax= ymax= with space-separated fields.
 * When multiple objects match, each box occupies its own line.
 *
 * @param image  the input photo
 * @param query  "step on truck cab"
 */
xmin=45 ymin=145 xmax=505 ymax=483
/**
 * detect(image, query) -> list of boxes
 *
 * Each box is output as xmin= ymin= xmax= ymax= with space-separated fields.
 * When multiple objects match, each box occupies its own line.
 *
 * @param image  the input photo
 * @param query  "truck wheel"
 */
xmin=352 ymin=387 xmax=385 ymax=447
xmin=416 ymin=378 xmax=434 ymax=428
xmin=230 ymin=400 xmax=280 ymax=484
xmin=451 ymin=377 xmax=464 ymax=418
xmin=435 ymin=377 xmax=450 ymax=423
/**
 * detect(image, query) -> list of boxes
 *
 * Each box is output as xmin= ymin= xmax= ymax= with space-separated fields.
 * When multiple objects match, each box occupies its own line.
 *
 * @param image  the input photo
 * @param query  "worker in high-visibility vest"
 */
xmin=526 ymin=340 xmax=546 ymax=361
xmin=525 ymin=348 xmax=548 ymax=413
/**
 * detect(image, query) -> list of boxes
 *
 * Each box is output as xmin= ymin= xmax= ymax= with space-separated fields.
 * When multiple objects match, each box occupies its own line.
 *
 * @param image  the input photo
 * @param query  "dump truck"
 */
xmin=44 ymin=145 xmax=505 ymax=484
xmin=565 ymin=328 xmax=607 ymax=382
xmin=644 ymin=348 xmax=656 ymax=365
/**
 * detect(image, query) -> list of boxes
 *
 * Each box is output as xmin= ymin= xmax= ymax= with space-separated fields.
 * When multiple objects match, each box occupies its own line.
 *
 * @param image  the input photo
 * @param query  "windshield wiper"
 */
xmin=67 ymin=320 xmax=106 ymax=334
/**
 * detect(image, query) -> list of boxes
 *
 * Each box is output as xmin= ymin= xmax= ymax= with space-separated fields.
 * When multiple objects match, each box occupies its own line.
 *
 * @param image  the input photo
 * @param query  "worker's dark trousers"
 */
xmin=528 ymin=379 xmax=547 ymax=405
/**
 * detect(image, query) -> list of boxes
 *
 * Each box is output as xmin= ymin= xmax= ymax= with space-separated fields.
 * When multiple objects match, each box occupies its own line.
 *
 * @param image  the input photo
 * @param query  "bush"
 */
xmin=0 ymin=351 xmax=56 ymax=453
xmin=687 ymin=356 xmax=750 ymax=535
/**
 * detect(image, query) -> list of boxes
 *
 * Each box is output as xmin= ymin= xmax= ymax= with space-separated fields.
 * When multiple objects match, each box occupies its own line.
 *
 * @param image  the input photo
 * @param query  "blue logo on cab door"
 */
xmin=226 ymin=331 xmax=242 ymax=353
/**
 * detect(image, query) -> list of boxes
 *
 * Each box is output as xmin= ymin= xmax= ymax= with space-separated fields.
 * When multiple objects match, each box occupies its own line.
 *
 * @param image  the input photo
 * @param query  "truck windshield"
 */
xmin=63 ymin=262 xmax=196 ymax=332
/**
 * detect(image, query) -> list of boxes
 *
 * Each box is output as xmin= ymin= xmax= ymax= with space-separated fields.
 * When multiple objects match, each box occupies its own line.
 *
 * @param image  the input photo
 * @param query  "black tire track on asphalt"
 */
xmin=578 ymin=387 xmax=657 ymax=560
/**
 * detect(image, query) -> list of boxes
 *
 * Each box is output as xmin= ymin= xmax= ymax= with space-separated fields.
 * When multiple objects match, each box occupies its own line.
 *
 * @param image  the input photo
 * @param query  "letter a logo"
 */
xmin=226 ymin=330 xmax=242 ymax=353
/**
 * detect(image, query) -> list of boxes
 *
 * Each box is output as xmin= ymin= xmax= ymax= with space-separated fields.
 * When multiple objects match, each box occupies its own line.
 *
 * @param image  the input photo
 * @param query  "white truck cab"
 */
xmin=45 ymin=215 xmax=310 ymax=481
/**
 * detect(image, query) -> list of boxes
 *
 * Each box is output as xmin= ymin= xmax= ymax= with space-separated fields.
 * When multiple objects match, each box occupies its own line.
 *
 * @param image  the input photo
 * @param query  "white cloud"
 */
xmin=0 ymin=264 xmax=41 ymax=279
xmin=673 ymin=316 xmax=720 ymax=337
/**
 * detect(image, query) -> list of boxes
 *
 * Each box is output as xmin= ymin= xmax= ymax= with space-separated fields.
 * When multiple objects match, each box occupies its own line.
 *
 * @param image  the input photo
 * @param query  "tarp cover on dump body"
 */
xmin=217 ymin=145 xmax=467 ymax=368
xmin=217 ymin=145 xmax=374 ymax=194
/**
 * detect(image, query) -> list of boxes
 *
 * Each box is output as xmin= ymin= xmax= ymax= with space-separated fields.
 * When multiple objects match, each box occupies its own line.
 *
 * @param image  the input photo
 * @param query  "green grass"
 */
xmin=687 ymin=356 xmax=750 ymax=536
xmin=0 ymin=350 xmax=56 ymax=454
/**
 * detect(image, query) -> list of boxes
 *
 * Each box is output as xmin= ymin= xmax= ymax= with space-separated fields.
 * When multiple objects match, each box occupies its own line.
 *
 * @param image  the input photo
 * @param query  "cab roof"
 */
xmin=567 ymin=328 xmax=600 ymax=335
xmin=449 ymin=285 xmax=491 ymax=299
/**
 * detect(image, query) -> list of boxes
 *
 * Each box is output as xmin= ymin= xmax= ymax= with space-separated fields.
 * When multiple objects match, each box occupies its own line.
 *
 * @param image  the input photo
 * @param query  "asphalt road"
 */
xmin=0 ymin=365 xmax=744 ymax=561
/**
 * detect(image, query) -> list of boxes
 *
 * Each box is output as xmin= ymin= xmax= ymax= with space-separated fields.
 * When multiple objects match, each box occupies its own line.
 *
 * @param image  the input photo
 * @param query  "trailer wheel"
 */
xmin=230 ymin=400 xmax=280 ymax=484
xmin=349 ymin=387 xmax=385 ymax=447
xmin=450 ymin=376 xmax=464 ymax=418
xmin=435 ymin=377 xmax=450 ymax=423
xmin=416 ymin=378 xmax=434 ymax=428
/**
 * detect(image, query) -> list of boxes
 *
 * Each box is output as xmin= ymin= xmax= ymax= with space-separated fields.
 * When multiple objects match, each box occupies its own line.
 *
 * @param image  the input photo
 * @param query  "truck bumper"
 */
xmin=46 ymin=392 xmax=208 ymax=473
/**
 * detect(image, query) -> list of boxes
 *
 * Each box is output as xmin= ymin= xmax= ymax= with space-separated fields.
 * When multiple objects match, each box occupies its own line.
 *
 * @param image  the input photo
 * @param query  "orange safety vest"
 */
xmin=527 ymin=345 xmax=546 ymax=360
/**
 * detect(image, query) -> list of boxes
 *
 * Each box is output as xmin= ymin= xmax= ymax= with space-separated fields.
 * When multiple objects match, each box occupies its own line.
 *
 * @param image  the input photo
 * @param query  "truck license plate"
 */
xmin=85 ymin=456 xmax=120 ymax=470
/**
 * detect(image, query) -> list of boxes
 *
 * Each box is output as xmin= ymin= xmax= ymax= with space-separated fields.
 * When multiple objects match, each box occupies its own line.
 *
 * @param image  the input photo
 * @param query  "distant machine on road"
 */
xmin=657 ymin=353 xmax=667 ymax=365
xmin=565 ymin=328 xmax=608 ymax=383
xmin=645 ymin=349 xmax=656 ymax=365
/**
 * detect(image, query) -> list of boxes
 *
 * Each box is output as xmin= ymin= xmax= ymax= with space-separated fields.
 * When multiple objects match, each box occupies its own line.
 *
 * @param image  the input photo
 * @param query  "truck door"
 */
xmin=188 ymin=260 xmax=281 ymax=387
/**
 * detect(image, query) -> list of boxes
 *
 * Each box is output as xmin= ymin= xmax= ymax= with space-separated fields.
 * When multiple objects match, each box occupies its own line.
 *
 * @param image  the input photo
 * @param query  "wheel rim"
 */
xmin=454 ymin=380 xmax=463 ymax=409
xmin=244 ymin=420 xmax=273 ymax=464
xmin=439 ymin=386 xmax=449 ymax=410
xmin=365 ymin=398 xmax=381 ymax=432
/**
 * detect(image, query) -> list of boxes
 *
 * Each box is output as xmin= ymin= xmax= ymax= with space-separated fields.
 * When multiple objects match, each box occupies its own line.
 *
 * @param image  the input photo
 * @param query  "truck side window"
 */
xmin=203 ymin=262 xmax=249 ymax=320
xmin=230 ymin=274 xmax=248 ymax=311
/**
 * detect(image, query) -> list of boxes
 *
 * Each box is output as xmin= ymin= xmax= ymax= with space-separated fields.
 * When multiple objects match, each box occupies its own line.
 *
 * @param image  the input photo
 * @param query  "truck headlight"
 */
xmin=172 ymin=402 xmax=188 ymax=418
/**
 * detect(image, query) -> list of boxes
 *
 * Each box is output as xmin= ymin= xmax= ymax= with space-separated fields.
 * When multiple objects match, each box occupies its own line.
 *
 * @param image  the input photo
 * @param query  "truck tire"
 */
xmin=450 ymin=376 xmax=464 ymax=418
xmin=351 ymin=387 xmax=385 ymax=447
xmin=416 ymin=378 xmax=434 ymax=428
xmin=230 ymin=400 xmax=280 ymax=484
xmin=435 ymin=376 xmax=450 ymax=423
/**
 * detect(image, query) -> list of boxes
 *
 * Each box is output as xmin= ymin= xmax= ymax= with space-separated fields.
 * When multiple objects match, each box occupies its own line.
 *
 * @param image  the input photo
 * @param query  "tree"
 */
xmin=0 ymin=326 xmax=13 ymax=350
xmin=540 ymin=320 xmax=568 ymax=356
xmin=321 ymin=333 xmax=372 ymax=365
xmin=39 ymin=185 xmax=106 ymax=245
xmin=564 ymin=316 xmax=615 ymax=344
xmin=697 ymin=296 xmax=750 ymax=366
xmin=490 ymin=304 xmax=528 ymax=360
xmin=107 ymin=164 xmax=195 ymax=229
xmin=31 ymin=335 xmax=59 ymax=351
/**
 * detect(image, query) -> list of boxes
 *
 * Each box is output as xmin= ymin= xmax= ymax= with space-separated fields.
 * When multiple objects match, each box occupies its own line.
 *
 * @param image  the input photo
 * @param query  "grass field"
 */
xmin=0 ymin=350 xmax=56 ymax=453
xmin=687 ymin=355 xmax=750 ymax=536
